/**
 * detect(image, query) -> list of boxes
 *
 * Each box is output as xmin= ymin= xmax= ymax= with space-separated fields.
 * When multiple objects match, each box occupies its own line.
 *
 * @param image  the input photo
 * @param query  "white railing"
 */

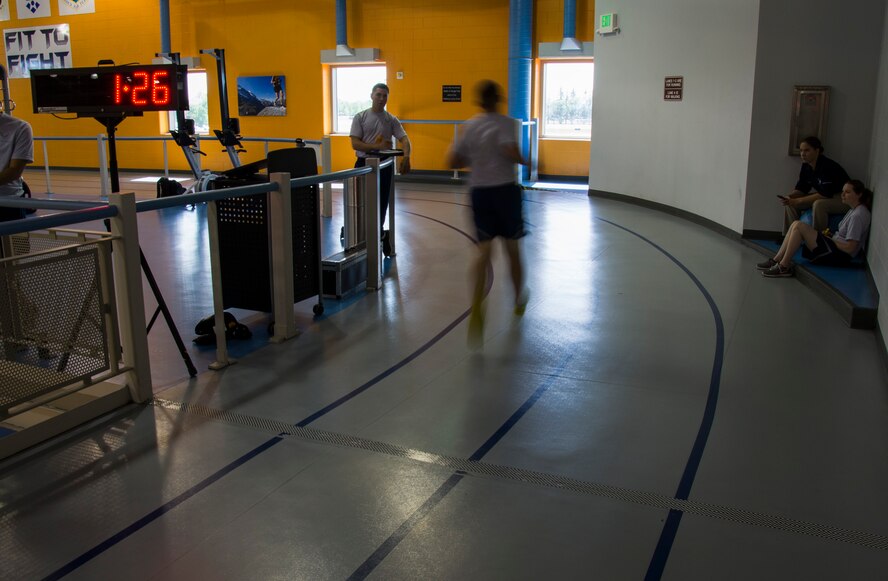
xmin=31 ymin=120 xmax=538 ymax=214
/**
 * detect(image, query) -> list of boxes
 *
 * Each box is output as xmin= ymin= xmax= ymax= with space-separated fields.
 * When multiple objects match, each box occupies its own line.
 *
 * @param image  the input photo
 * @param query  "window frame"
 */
xmin=330 ymin=64 xmax=387 ymax=135
xmin=165 ymin=69 xmax=210 ymax=136
xmin=540 ymin=59 xmax=594 ymax=141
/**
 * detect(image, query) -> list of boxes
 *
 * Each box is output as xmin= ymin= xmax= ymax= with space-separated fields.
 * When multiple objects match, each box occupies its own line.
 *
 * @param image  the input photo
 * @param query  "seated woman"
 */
xmin=758 ymin=179 xmax=872 ymax=278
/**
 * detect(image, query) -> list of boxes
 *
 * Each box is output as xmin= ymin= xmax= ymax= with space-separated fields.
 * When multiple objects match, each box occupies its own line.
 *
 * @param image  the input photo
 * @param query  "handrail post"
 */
xmin=321 ymin=135 xmax=333 ymax=217
xmin=268 ymin=172 xmax=296 ymax=342
xmin=206 ymin=199 xmax=232 ymax=369
xmin=162 ymin=140 xmax=169 ymax=178
xmin=343 ymin=177 xmax=355 ymax=249
xmin=108 ymin=192 xmax=152 ymax=402
xmin=195 ymin=135 xmax=202 ymax=173
xmin=365 ymin=158 xmax=382 ymax=291
xmin=264 ymin=140 xmax=269 ymax=158
xmin=387 ymin=160 xmax=396 ymax=257
xmin=42 ymin=140 xmax=52 ymax=194
xmin=98 ymin=134 xmax=110 ymax=197
xmin=452 ymin=123 xmax=460 ymax=180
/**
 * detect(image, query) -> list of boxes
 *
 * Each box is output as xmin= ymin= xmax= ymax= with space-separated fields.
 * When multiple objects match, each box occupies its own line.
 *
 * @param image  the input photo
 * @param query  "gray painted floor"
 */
xmin=2 ymin=181 xmax=888 ymax=580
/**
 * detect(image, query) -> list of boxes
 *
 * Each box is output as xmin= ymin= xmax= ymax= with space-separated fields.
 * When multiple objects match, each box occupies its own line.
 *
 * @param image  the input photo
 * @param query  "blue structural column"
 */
xmin=564 ymin=0 xmax=577 ymax=39
xmin=336 ymin=0 xmax=348 ymax=46
xmin=160 ymin=0 xmax=171 ymax=54
xmin=509 ymin=0 xmax=533 ymax=181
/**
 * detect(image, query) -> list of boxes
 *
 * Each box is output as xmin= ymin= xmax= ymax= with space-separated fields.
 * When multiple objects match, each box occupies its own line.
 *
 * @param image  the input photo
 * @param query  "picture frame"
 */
xmin=237 ymin=75 xmax=287 ymax=117
xmin=788 ymin=85 xmax=829 ymax=155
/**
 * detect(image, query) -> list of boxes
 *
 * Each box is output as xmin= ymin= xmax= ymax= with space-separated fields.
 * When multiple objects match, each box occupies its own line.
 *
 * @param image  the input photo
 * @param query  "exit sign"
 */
xmin=599 ymin=13 xmax=617 ymax=34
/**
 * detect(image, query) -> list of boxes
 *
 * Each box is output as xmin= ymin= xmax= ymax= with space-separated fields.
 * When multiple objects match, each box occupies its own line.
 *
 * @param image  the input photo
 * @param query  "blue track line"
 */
xmin=596 ymin=218 xmax=725 ymax=580
xmin=347 ymin=354 xmax=574 ymax=580
xmin=41 ymin=437 xmax=284 ymax=581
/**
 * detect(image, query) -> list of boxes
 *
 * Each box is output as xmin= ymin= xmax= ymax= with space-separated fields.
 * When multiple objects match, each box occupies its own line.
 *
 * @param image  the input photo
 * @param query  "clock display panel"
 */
xmin=30 ymin=64 xmax=189 ymax=115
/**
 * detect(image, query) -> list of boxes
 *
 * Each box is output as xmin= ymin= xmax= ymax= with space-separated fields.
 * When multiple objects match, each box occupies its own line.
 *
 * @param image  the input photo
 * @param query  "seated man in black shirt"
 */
xmin=780 ymin=136 xmax=849 ymax=234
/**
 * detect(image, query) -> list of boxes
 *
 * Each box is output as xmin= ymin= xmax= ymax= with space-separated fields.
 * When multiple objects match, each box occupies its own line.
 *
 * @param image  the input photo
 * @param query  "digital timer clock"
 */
xmin=30 ymin=64 xmax=189 ymax=115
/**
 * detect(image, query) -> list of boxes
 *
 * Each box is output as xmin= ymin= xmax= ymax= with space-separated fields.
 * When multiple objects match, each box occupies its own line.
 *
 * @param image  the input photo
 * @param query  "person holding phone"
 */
xmin=779 ymin=136 xmax=849 ymax=235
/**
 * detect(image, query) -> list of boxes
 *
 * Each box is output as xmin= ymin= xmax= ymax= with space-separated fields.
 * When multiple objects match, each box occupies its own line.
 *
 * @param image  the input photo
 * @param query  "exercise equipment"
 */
xmin=208 ymin=145 xmax=324 ymax=316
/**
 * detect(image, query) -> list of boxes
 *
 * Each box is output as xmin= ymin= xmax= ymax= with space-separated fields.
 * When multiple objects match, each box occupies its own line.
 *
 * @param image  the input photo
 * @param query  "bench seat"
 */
xmin=744 ymin=238 xmax=878 ymax=329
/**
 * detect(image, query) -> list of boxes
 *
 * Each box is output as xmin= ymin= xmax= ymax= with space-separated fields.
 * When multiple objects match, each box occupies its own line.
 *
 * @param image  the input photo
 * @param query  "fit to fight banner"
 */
xmin=58 ymin=0 xmax=94 ymax=16
xmin=15 ymin=0 xmax=51 ymax=19
xmin=3 ymin=24 xmax=72 ymax=78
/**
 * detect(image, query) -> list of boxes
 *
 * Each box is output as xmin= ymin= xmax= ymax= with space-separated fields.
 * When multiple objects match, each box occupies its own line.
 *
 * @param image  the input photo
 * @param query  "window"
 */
xmin=167 ymin=70 xmax=209 ymax=135
xmin=332 ymin=65 xmax=387 ymax=134
xmin=541 ymin=61 xmax=594 ymax=139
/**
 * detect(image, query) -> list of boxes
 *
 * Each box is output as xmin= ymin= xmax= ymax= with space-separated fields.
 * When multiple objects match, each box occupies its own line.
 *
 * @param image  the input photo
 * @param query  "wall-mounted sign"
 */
xmin=442 ymin=85 xmax=461 ymax=102
xmin=664 ymin=76 xmax=683 ymax=101
xmin=788 ymin=85 xmax=830 ymax=155
xmin=15 ymin=0 xmax=50 ymax=19
xmin=3 ymin=24 xmax=72 ymax=78
xmin=58 ymin=0 xmax=96 ymax=16
xmin=599 ymin=13 xmax=617 ymax=34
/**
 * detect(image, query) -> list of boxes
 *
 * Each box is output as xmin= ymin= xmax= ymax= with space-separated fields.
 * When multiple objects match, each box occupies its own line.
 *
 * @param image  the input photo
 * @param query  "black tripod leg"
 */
xmin=139 ymin=250 xmax=198 ymax=377
xmin=103 ymin=219 xmax=198 ymax=378
xmin=147 ymin=305 xmax=162 ymax=334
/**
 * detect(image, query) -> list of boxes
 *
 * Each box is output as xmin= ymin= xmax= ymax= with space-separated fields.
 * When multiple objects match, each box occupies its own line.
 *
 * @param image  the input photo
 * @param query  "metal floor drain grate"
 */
xmin=151 ymin=398 xmax=888 ymax=552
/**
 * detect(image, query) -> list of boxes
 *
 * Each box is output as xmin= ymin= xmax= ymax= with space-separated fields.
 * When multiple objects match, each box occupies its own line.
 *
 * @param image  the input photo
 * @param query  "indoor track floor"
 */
xmin=3 ymin=173 xmax=888 ymax=580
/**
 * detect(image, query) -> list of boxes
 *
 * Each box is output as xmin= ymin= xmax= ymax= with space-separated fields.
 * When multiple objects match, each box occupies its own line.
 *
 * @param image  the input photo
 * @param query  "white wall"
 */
xmin=868 ymin=6 xmax=888 ymax=349
xmin=744 ymin=0 xmax=885 ymax=233
xmin=588 ymin=0 xmax=760 ymax=233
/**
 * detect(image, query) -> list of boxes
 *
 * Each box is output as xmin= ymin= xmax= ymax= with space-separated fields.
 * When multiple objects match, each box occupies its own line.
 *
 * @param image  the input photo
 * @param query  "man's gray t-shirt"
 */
xmin=0 ymin=114 xmax=34 ymax=197
xmin=453 ymin=112 xmax=517 ymax=188
xmin=349 ymin=109 xmax=406 ymax=158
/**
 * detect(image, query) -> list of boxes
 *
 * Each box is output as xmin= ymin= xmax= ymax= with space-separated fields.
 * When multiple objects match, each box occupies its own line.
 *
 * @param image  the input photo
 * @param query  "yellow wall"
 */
xmin=5 ymin=0 xmax=595 ymax=177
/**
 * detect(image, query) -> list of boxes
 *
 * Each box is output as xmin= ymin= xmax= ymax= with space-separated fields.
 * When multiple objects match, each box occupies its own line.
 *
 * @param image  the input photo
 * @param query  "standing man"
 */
xmin=350 ymin=82 xmax=411 ymax=256
xmin=447 ymin=80 xmax=528 ymax=342
xmin=0 ymin=110 xmax=33 ymax=223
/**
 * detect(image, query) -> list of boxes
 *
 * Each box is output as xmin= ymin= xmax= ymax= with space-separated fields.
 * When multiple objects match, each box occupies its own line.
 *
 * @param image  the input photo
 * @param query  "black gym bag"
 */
xmin=157 ymin=177 xmax=186 ymax=198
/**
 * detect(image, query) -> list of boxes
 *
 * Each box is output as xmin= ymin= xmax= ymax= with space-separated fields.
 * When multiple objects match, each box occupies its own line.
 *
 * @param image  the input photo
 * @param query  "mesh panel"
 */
xmin=0 ymin=233 xmax=112 ymax=418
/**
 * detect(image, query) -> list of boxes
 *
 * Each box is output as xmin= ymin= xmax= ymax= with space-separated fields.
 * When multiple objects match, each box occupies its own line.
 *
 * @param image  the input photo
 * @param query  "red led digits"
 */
xmin=115 ymin=70 xmax=171 ymax=107
xmin=131 ymin=71 xmax=149 ymax=105
xmin=151 ymin=70 xmax=170 ymax=105
xmin=113 ymin=74 xmax=122 ymax=104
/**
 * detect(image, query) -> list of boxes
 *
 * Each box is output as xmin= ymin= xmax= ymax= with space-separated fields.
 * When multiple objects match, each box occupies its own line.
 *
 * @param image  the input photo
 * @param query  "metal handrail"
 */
xmin=0 ymin=205 xmax=118 ymax=236
xmin=0 ymin=198 xmax=107 ymax=211
xmin=31 ymin=134 xmax=331 ymax=196
xmin=136 ymin=166 xmax=373 ymax=212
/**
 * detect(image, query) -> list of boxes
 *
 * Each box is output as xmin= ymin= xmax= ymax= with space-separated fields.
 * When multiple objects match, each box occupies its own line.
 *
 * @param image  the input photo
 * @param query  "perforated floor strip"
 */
xmin=151 ymin=398 xmax=888 ymax=552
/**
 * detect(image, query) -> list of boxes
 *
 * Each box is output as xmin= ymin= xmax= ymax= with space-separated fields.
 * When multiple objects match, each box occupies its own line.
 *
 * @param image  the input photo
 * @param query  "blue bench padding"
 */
xmin=752 ymin=239 xmax=877 ymax=309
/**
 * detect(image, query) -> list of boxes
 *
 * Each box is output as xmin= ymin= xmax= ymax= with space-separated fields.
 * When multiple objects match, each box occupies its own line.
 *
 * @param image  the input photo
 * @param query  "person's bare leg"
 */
xmin=469 ymin=240 xmax=492 ymax=341
xmin=503 ymin=238 xmax=528 ymax=314
xmin=774 ymin=220 xmax=799 ymax=262
xmin=778 ymin=221 xmax=819 ymax=267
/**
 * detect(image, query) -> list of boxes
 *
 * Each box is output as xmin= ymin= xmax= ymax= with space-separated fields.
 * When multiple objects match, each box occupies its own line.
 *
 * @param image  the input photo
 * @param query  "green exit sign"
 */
xmin=599 ymin=13 xmax=617 ymax=34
